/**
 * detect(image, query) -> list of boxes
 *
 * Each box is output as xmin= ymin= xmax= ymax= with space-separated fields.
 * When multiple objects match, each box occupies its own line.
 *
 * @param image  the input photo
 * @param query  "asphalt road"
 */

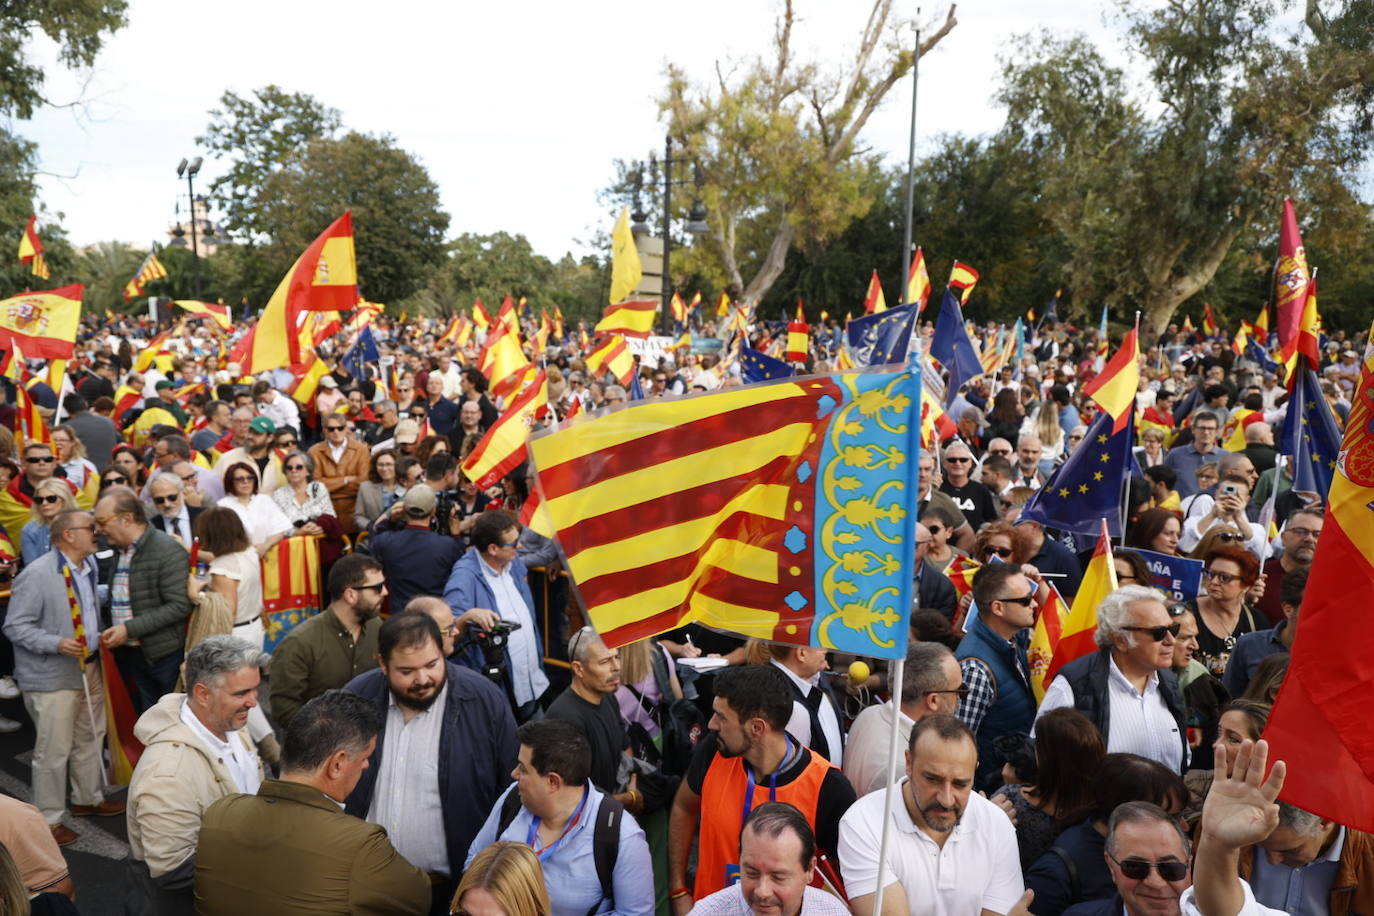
xmin=0 ymin=693 xmax=128 ymax=916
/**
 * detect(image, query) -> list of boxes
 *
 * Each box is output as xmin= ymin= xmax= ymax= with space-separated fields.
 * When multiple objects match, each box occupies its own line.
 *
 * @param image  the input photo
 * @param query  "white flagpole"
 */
xmin=869 ymin=657 xmax=906 ymax=916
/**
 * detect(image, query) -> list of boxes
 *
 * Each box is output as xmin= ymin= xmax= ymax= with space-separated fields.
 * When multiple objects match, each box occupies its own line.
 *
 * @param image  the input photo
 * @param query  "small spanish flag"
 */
xmin=18 ymin=215 xmax=49 ymax=279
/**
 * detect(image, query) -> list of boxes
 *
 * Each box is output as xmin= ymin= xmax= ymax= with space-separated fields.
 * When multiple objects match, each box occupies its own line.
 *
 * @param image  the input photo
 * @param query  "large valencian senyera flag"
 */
xmin=1264 ymin=326 xmax=1374 ymax=831
xmin=528 ymin=361 xmax=922 ymax=658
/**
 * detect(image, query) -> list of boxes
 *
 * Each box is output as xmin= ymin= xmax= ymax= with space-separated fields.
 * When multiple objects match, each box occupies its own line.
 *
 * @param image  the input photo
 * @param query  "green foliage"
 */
xmin=68 ymin=240 xmax=147 ymax=312
xmin=197 ymin=86 xmax=341 ymax=241
xmin=0 ymin=1 xmax=127 ymax=119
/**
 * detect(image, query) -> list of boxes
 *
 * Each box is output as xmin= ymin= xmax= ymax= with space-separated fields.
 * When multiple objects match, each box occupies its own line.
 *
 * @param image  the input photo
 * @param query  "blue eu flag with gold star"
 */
xmin=1279 ymin=365 xmax=1342 ymax=498
xmin=1018 ymin=407 xmax=1135 ymax=537
xmin=740 ymin=346 xmax=795 ymax=383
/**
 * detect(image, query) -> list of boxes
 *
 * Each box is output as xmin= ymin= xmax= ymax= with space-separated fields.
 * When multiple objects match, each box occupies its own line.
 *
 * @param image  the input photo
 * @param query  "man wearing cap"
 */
xmin=213 ymin=416 xmax=285 ymax=493
xmin=390 ymin=418 xmax=420 ymax=457
xmin=309 ymin=412 xmax=371 ymax=534
xmin=148 ymin=380 xmax=189 ymax=426
xmin=367 ymin=486 xmax=463 ymax=611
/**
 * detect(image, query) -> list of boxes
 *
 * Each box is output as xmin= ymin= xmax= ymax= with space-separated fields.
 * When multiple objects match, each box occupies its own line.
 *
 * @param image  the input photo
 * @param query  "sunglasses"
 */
xmin=278 ymin=439 xmax=298 ymax=448
xmin=325 ymin=425 xmax=345 ymax=432
xmin=151 ymin=494 xmax=180 ymax=505
xmin=33 ymin=494 xmax=62 ymax=505
xmin=285 ymin=463 xmax=306 ymax=471
xmin=352 ymin=581 xmax=386 ymax=593
xmin=25 ymin=456 xmax=55 ymax=464
xmin=105 ymin=476 xmax=129 ymax=486
xmin=925 ymin=524 xmax=943 ymax=535
xmin=925 ymin=684 xmax=971 ymax=700
xmin=1212 ymin=532 xmax=1244 ymax=543
xmin=1109 ymin=853 xmax=1188 ymax=882
xmin=1202 ymin=568 xmax=1240 ymax=584
xmin=998 ymin=592 xmax=1036 ymax=606
xmin=945 ymin=456 xmax=971 ymax=464
xmin=984 ymin=546 xmax=1013 ymax=559
xmin=1122 ymin=622 xmax=1183 ymax=642
xmin=231 ymin=476 xmax=255 ymax=484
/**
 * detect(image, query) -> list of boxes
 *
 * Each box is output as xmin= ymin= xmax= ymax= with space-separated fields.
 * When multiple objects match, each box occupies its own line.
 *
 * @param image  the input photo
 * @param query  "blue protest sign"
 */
xmin=1132 ymin=548 xmax=1204 ymax=603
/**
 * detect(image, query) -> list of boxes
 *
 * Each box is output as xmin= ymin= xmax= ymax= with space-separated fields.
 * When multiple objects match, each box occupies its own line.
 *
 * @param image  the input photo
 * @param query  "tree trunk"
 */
xmin=742 ymin=221 xmax=796 ymax=307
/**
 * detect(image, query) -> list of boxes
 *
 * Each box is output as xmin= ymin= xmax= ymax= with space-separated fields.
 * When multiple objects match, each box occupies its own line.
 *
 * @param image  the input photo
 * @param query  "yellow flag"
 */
xmin=609 ymin=207 xmax=642 ymax=304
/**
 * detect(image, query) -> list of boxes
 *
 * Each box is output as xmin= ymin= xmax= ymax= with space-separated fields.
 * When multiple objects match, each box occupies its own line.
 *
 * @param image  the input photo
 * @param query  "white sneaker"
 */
xmin=0 ymin=676 xmax=18 ymax=699
xmin=0 ymin=715 xmax=21 ymax=733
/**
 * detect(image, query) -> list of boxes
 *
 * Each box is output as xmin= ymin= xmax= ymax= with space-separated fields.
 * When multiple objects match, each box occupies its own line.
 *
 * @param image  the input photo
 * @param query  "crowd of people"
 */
xmin=0 ymin=307 xmax=1365 ymax=916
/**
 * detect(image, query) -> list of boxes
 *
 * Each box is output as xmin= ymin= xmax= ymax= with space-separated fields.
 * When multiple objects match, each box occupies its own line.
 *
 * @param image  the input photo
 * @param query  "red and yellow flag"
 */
xmin=15 ymin=381 xmax=51 ymax=448
xmin=462 ymin=370 xmax=549 ymax=489
xmin=172 ymin=300 xmax=231 ymax=331
xmin=948 ymin=261 xmax=979 ymax=304
xmin=1027 ymin=582 xmax=1069 ymax=702
xmin=479 ymin=317 xmax=528 ymax=391
xmin=101 ymin=642 xmax=143 ymax=784
xmin=262 ymin=535 xmax=324 ymax=614
xmin=670 ymin=292 xmax=689 ymax=325
xmin=17 ymin=215 xmax=49 ymax=279
xmin=863 ymin=270 xmax=887 ymax=314
xmin=246 ymin=212 xmax=355 ymax=370
xmin=920 ymin=386 xmax=958 ymax=447
xmin=1082 ymin=324 xmax=1141 ymax=433
xmin=0 ymin=284 xmax=83 ymax=360
xmin=716 ymin=291 xmax=731 ymax=318
xmin=1280 ymin=277 xmax=1321 ymax=375
xmin=1274 ymin=198 xmax=1310 ymax=352
xmin=907 ymin=247 xmax=931 ymax=310
xmin=473 ymin=298 xmax=493 ymax=331
xmin=1042 ymin=521 xmax=1117 ymax=687
xmin=595 ymin=300 xmax=658 ymax=339
xmin=1265 ymin=320 xmax=1374 ymax=831
xmin=123 ymin=251 xmax=168 ymax=302
xmin=785 ymin=303 xmax=809 ymax=363
xmin=1202 ymin=302 xmax=1219 ymax=337
xmin=585 ymin=335 xmax=636 ymax=386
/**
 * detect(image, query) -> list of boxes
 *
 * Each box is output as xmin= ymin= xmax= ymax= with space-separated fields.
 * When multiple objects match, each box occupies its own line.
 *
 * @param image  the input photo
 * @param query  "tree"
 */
xmin=256 ymin=131 xmax=449 ymax=304
xmin=69 ymin=241 xmax=149 ymax=312
xmin=0 ymin=2 xmax=127 ymax=119
xmin=659 ymin=0 xmax=958 ymax=306
xmin=0 ymin=128 xmax=75 ymax=298
xmin=197 ymin=86 xmax=341 ymax=241
xmin=995 ymin=0 xmax=1374 ymax=341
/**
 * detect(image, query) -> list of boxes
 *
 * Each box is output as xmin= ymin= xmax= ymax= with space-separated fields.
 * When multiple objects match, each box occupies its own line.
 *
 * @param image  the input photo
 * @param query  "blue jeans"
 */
xmin=114 ymin=646 xmax=184 ymax=714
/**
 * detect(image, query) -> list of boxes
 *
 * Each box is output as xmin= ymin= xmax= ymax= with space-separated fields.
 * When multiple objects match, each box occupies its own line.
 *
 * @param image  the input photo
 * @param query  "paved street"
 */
xmin=0 ymin=694 xmax=127 ymax=916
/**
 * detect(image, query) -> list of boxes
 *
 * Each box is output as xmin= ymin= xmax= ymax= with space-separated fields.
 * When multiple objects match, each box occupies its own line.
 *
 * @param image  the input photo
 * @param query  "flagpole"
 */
xmin=869 ymin=657 xmax=906 ymax=916
xmin=899 ymin=10 xmax=921 ymax=303
xmin=1119 ymin=311 xmax=1142 ymax=540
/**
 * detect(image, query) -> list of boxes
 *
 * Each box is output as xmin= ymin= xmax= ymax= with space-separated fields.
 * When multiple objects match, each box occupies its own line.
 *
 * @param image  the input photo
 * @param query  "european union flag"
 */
xmin=740 ymin=346 xmax=795 ymax=383
xmin=929 ymin=290 xmax=984 ymax=406
xmin=629 ymin=370 xmax=646 ymax=401
xmin=846 ymin=301 xmax=919 ymax=367
xmin=1172 ymin=384 xmax=1202 ymax=426
xmin=340 ymin=326 xmax=379 ymax=381
xmin=1244 ymin=337 xmax=1279 ymax=374
xmin=1279 ymin=365 xmax=1342 ymax=498
xmin=1018 ymin=408 xmax=1135 ymax=538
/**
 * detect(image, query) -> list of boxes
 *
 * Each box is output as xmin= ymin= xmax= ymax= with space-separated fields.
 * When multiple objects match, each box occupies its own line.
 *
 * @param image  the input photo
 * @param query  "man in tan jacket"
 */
xmin=194 ymin=689 xmax=429 ymax=915
xmin=126 ymin=635 xmax=268 ymax=916
xmin=308 ymin=415 xmax=371 ymax=533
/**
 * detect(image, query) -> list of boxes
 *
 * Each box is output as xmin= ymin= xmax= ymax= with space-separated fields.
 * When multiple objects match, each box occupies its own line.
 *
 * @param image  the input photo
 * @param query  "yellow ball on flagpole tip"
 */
xmin=848 ymin=661 xmax=871 ymax=683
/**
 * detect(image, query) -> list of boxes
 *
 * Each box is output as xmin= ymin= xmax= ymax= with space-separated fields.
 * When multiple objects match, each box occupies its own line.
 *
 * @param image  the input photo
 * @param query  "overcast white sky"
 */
xmin=18 ymin=0 xmax=1119 ymax=259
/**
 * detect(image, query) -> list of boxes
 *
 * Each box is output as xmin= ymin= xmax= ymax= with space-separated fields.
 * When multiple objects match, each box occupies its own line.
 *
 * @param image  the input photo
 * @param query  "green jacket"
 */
xmin=268 ymin=607 xmax=380 ymax=730
xmin=122 ymin=525 xmax=193 ymax=663
xmin=194 ymin=779 xmax=429 ymax=916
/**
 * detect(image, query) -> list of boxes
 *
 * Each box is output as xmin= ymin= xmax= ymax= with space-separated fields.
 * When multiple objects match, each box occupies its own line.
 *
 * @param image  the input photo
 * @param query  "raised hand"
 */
xmin=1201 ymin=738 xmax=1286 ymax=850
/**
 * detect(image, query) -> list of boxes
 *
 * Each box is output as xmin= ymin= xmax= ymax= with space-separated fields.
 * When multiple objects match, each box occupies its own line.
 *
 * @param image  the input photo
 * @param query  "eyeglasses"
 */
xmin=1202 ymin=568 xmax=1240 ymax=584
xmin=285 ymin=463 xmax=306 ymax=471
xmin=988 ymin=449 xmax=1011 ymax=456
xmin=66 ymin=525 xmax=95 ymax=533
xmin=1193 ymin=425 xmax=1218 ymax=434
xmin=231 ymin=475 xmax=255 ymax=484
xmin=1286 ymin=526 xmax=1321 ymax=539
xmin=352 ymin=581 xmax=387 ymax=593
xmin=25 ymin=456 xmax=55 ymax=464
xmin=984 ymin=546 xmax=1014 ymax=559
xmin=151 ymin=494 xmax=180 ymax=505
xmin=325 ymin=425 xmax=345 ymax=432
xmin=278 ymin=439 xmax=298 ymax=448
xmin=1213 ymin=532 xmax=1245 ymax=543
xmin=569 ymin=626 xmax=593 ymax=661
xmin=93 ymin=514 xmax=116 ymax=526
xmin=997 ymin=592 xmax=1036 ymax=606
xmin=1121 ymin=622 xmax=1183 ymax=642
xmin=1108 ymin=853 xmax=1188 ymax=882
xmin=925 ymin=684 xmax=971 ymax=700
xmin=33 ymin=494 xmax=62 ymax=504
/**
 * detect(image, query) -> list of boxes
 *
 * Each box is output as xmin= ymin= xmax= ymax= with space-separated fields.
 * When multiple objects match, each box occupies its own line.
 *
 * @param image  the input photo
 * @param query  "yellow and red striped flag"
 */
xmin=462 ymin=370 xmax=549 ymax=489
xmin=172 ymin=300 xmax=231 ymax=330
xmin=244 ymin=212 xmax=354 ymax=370
xmin=480 ymin=317 xmax=528 ymax=393
xmin=435 ymin=314 xmax=462 ymax=347
xmin=920 ymin=386 xmax=958 ymax=447
xmin=1027 ymin=581 xmax=1069 ymax=701
xmin=863 ymin=270 xmax=887 ymax=314
xmin=1280 ymin=277 xmax=1321 ymax=375
xmin=17 ymin=215 xmax=49 ymax=279
xmin=595 ymin=299 xmax=658 ymax=339
xmin=1042 ymin=521 xmax=1117 ymax=687
xmin=261 ymin=535 xmax=323 ymax=615
xmin=1202 ymin=302 xmax=1219 ymax=336
xmin=123 ymin=251 xmax=168 ymax=301
xmin=0 ymin=341 xmax=21 ymax=382
xmin=100 ymin=641 xmax=143 ymax=784
xmin=16 ymin=380 xmax=51 ymax=448
xmin=472 ymin=298 xmax=493 ymax=331
xmin=948 ymin=261 xmax=979 ymax=304
xmin=907 ymin=247 xmax=932 ymax=310
xmin=670 ymin=292 xmax=689 ymax=325
xmin=531 ymin=312 xmax=552 ymax=355
xmin=0 ymin=284 xmax=82 ymax=360
xmin=715 ymin=291 xmax=731 ymax=318
xmin=496 ymin=295 xmax=519 ymax=332
xmin=1082 ymin=324 xmax=1141 ymax=434
xmin=553 ymin=305 xmax=565 ymax=341
xmin=609 ymin=206 xmax=642 ymax=305
xmin=785 ymin=303 xmax=809 ymax=363
xmin=585 ymin=335 xmax=636 ymax=386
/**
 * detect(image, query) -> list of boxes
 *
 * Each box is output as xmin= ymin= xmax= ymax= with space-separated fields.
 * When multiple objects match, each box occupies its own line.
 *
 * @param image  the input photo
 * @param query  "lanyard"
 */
xmin=742 ymin=736 xmax=796 ymax=826
xmin=526 ymin=785 xmax=590 ymax=863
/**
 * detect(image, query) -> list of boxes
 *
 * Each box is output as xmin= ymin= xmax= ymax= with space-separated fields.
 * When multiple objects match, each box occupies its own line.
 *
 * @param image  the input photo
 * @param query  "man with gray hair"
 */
xmin=939 ymin=439 xmax=999 ymax=533
xmin=843 ymin=641 xmax=965 ymax=795
xmin=195 ymin=690 xmax=431 ymax=915
xmin=547 ymin=627 xmax=642 ymax=809
xmin=147 ymin=470 xmax=204 ymax=549
xmin=1064 ymin=801 xmax=1193 ymax=916
xmin=126 ymin=634 xmax=269 ymax=915
xmin=1037 ymin=586 xmax=1189 ymax=773
xmin=1244 ymin=798 xmax=1374 ymax=915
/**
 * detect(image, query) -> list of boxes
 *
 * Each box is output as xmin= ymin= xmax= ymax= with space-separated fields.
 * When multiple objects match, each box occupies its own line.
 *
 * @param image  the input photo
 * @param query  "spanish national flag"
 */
xmin=863 ymin=270 xmax=887 ymax=314
xmin=0 ymin=284 xmax=83 ymax=360
xmin=595 ymin=300 xmax=658 ymax=339
xmin=670 ymin=292 xmax=689 ymax=325
xmin=246 ymin=212 xmax=355 ymax=370
xmin=1202 ymin=302 xmax=1219 ymax=337
xmin=716 ymin=291 xmax=731 ymax=318
xmin=609 ymin=207 xmax=643 ymax=305
xmin=585 ymin=335 xmax=636 ymax=386
xmin=461 ymin=370 xmax=549 ymax=489
xmin=172 ymin=300 xmax=231 ymax=330
xmin=1082 ymin=324 xmax=1140 ymax=434
xmin=784 ymin=303 xmax=809 ymax=363
xmin=907 ymin=247 xmax=932 ymax=310
xmin=480 ymin=317 xmax=528 ymax=393
xmin=1027 ymin=582 xmax=1069 ymax=702
xmin=17 ymin=215 xmax=49 ymax=279
xmin=16 ymin=381 xmax=51 ymax=448
xmin=947 ymin=261 xmax=980 ymax=304
xmin=473 ymin=298 xmax=493 ymax=331
xmin=1042 ymin=521 xmax=1117 ymax=687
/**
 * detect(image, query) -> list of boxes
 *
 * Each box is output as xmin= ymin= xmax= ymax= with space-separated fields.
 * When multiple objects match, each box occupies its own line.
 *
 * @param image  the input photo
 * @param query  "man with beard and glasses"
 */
xmin=688 ymin=803 xmax=850 ymax=916
xmin=839 ymin=715 xmax=1024 ymax=916
xmin=345 ymin=612 xmax=518 ymax=916
xmin=667 ymin=665 xmax=856 ymax=916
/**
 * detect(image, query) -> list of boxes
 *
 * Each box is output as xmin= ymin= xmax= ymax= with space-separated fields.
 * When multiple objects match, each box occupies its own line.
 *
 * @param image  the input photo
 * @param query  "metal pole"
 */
xmin=899 ymin=12 xmax=921 ymax=303
xmin=187 ymin=173 xmax=202 ymax=300
xmin=869 ymin=657 xmax=906 ymax=916
xmin=661 ymin=134 xmax=673 ymax=335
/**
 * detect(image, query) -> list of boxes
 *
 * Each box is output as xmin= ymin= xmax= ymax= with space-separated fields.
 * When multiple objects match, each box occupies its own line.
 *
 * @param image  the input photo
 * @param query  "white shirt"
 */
xmin=366 ymin=683 xmax=450 ymax=874
xmin=771 ymin=660 xmax=844 ymax=766
xmin=479 ymin=557 xmax=549 ymax=706
xmin=256 ymin=392 xmax=300 ymax=432
xmin=1038 ymin=656 xmax=1187 ymax=772
xmin=223 ymin=494 xmax=292 ymax=546
xmin=843 ymin=701 xmax=915 ymax=796
xmin=328 ymin=439 xmax=347 ymax=463
xmin=1179 ymin=507 xmax=1270 ymax=559
xmin=160 ymin=507 xmax=193 ymax=548
xmin=1180 ymin=880 xmax=1290 ymax=916
xmin=838 ymin=780 xmax=1023 ymax=916
xmin=178 ymin=699 xmax=261 ymax=795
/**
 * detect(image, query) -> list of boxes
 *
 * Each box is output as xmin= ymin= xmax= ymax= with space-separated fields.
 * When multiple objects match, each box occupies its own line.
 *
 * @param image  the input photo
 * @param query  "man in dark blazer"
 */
xmin=146 ymin=471 xmax=206 ymax=550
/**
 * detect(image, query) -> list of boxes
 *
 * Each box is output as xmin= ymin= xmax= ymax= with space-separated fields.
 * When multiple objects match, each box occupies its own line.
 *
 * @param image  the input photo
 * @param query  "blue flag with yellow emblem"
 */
xmin=1279 ymin=365 xmax=1343 ymax=498
xmin=1018 ymin=407 xmax=1135 ymax=538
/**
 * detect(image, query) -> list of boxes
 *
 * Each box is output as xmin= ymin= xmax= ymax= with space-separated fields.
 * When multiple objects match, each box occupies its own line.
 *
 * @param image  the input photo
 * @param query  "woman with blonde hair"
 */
xmin=50 ymin=424 xmax=99 ymax=507
xmin=20 ymin=478 xmax=78 ymax=564
xmin=452 ymin=842 xmax=550 ymax=916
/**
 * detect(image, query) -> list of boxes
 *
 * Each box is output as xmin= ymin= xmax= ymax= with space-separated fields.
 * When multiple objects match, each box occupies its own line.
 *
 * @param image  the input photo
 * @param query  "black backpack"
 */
xmin=496 ymin=788 xmax=622 ymax=916
xmin=622 ymin=650 xmax=706 ymax=778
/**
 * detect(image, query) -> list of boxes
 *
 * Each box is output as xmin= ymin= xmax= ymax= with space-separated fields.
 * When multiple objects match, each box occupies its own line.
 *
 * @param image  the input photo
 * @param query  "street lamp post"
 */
xmin=176 ymin=156 xmax=203 ymax=299
xmin=630 ymin=135 xmax=708 ymax=334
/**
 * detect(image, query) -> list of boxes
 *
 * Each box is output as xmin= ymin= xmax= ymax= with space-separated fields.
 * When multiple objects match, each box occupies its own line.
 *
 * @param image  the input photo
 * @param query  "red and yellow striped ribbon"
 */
xmin=61 ymin=562 xmax=87 ymax=672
